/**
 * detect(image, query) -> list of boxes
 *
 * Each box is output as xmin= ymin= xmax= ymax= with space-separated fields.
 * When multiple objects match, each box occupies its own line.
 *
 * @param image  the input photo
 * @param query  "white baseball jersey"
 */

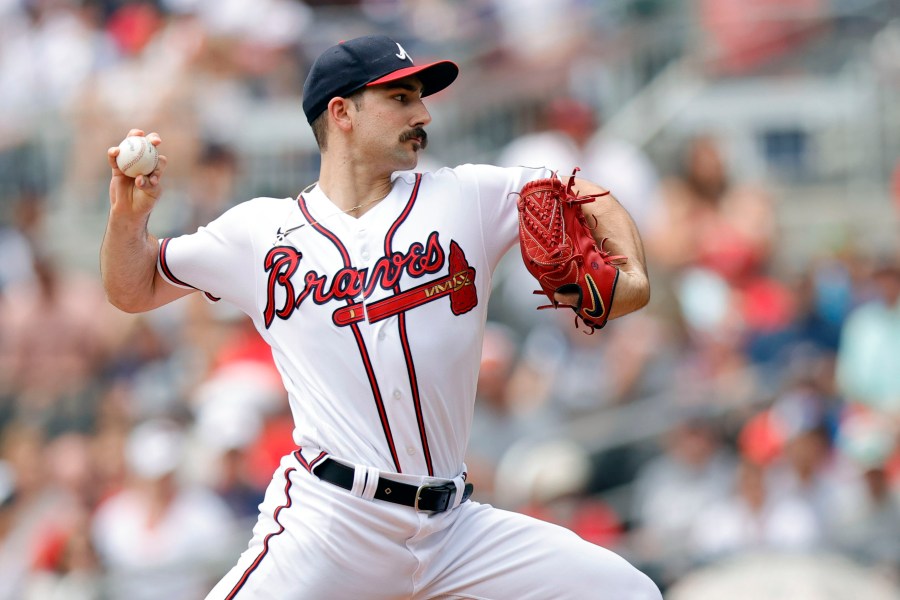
xmin=159 ymin=164 xmax=548 ymax=479
xmin=161 ymin=163 xmax=663 ymax=600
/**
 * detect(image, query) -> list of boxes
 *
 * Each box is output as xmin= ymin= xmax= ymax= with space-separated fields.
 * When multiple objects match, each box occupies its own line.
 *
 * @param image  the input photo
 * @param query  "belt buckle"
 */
xmin=414 ymin=482 xmax=455 ymax=513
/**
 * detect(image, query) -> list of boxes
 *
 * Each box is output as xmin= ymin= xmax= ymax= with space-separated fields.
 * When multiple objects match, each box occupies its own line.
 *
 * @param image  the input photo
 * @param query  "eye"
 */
xmin=393 ymin=94 xmax=408 ymax=102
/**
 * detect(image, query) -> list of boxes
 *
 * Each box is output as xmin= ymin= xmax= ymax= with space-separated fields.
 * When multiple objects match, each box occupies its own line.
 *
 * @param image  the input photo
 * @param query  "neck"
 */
xmin=318 ymin=152 xmax=395 ymax=216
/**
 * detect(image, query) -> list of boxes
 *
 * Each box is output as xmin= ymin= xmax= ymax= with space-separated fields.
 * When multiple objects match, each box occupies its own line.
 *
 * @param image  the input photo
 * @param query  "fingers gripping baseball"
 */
xmin=107 ymin=129 xmax=167 ymax=217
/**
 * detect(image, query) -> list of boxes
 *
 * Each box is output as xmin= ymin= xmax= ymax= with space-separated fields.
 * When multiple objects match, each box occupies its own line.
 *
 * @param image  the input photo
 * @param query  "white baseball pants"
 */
xmin=206 ymin=451 xmax=661 ymax=600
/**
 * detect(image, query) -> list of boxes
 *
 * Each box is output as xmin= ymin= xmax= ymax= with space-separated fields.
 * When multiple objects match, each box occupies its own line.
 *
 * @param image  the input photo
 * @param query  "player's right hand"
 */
xmin=107 ymin=128 xmax=167 ymax=218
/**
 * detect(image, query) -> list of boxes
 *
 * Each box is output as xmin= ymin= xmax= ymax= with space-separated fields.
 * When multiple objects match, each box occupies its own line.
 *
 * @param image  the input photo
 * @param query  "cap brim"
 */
xmin=366 ymin=60 xmax=459 ymax=97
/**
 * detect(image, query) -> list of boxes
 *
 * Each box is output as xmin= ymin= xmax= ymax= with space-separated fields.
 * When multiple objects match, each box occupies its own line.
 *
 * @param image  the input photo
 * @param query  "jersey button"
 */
xmin=361 ymin=250 xmax=370 ymax=260
xmin=392 ymin=389 xmax=401 ymax=399
xmin=406 ymin=447 xmax=416 ymax=456
xmin=378 ymin=331 xmax=386 ymax=341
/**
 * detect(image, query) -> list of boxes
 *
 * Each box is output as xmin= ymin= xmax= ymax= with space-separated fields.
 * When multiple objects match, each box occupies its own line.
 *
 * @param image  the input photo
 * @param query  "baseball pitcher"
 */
xmin=101 ymin=34 xmax=659 ymax=600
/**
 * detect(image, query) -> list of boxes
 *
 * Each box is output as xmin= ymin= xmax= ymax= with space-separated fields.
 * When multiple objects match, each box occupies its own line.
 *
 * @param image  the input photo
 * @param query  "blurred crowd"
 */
xmin=2 ymin=0 xmax=900 ymax=599
xmin=484 ymin=113 xmax=900 ymax=593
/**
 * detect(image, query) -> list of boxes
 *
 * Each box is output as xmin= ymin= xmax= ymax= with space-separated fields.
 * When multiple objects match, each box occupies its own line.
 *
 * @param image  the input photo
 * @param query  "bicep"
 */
xmin=572 ymin=177 xmax=643 ymax=250
xmin=572 ymin=177 xmax=651 ymax=316
xmin=572 ymin=177 xmax=624 ymax=221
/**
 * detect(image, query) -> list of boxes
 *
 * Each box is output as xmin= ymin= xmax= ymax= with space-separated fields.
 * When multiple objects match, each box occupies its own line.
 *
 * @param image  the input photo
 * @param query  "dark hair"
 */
xmin=310 ymin=91 xmax=365 ymax=151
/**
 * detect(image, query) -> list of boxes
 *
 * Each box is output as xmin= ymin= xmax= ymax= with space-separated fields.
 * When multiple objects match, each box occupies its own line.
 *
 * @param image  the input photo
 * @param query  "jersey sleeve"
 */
xmin=454 ymin=164 xmax=550 ymax=266
xmin=157 ymin=201 xmax=260 ymax=314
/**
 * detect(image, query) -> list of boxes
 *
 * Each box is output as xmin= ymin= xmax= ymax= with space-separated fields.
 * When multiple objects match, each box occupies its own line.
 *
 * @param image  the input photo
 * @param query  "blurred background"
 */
xmin=1 ymin=0 xmax=900 ymax=598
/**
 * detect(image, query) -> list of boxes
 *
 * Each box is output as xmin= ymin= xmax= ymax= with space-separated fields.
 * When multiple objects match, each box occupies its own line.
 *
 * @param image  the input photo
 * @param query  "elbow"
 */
xmin=106 ymin=295 xmax=144 ymax=314
xmin=637 ymin=276 xmax=651 ymax=310
xmin=609 ymin=272 xmax=650 ymax=319
xmin=101 ymin=268 xmax=159 ymax=314
xmin=104 ymin=289 xmax=151 ymax=314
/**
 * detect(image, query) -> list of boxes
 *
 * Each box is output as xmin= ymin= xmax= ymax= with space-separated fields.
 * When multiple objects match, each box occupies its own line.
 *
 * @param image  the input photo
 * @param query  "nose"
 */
xmin=412 ymin=101 xmax=432 ymax=128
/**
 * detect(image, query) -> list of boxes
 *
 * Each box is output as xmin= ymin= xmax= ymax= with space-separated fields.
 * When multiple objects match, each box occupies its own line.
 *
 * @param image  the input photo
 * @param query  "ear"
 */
xmin=327 ymin=97 xmax=354 ymax=133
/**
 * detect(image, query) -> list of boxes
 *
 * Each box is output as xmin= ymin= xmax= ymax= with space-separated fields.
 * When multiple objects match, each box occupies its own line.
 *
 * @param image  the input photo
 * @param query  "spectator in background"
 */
xmin=24 ymin=493 xmax=100 ymax=600
xmin=0 ymin=188 xmax=43 ymax=296
xmin=190 ymin=381 xmax=268 ymax=521
xmin=644 ymin=134 xmax=783 ymax=404
xmin=91 ymin=419 xmax=239 ymax=600
xmin=465 ymin=322 xmax=533 ymax=503
xmin=181 ymin=141 xmax=241 ymax=233
xmin=64 ymin=1 xmax=206 ymax=197
xmin=645 ymin=135 xmax=776 ymax=285
xmin=699 ymin=0 xmax=827 ymax=75
xmin=630 ymin=409 xmax=737 ymax=584
xmin=836 ymin=258 xmax=900 ymax=421
xmin=744 ymin=255 xmax=849 ymax=372
xmin=0 ymin=252 xmax=123 ymax=434
xmin=186 ymin=304 xmax=294 ymax=492
xmin=893 ymin=158 xmax=900 ymax=215
xmin=505 ymin=309 xmax=668 ymax=420
xmin=491 ymin=0 xmax=594 ymax=65
xmin=0 ymin=459 xmax=23 ymax=600
xmin=831 ymin=411 xmax=900 ymax=576
xmin=764 ymin=385 xmax=845 ymax=533
xmin=498 ymin=97 xmax=660 ymax=231
xmin=0 ymin=424 xmax=86 ymax=600
xmin=0 ymin=0 xmax=100 ymax=195
xmin=492 ymin=437 xmax=619 ymax=543
xmin=0 ymin=223 xmax=32 ymax=293
xmin=688 ymin=459 xmax=822 ymax=564
xmin=24 ymin=530 xmax=98 ymax=600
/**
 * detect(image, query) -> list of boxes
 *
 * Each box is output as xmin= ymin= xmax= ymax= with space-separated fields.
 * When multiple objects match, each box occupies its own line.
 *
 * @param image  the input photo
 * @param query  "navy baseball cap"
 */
xmin=302 ymin=35 xmax=459 ymax=124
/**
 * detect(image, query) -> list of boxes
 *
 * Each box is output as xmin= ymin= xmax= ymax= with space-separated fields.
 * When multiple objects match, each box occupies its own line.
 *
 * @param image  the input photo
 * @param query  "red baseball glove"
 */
xmin=516 ymin=169 xmax=624 ymax=332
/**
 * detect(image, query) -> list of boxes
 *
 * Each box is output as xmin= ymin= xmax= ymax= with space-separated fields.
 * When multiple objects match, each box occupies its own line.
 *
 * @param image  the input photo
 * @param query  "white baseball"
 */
xmin=116 ymin=135 xmax=159 ymax=178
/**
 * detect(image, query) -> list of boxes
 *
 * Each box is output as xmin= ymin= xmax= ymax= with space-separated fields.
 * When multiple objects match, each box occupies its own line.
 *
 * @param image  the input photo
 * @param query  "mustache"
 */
xmin=399 ymin=127 xmax=428 ymax=150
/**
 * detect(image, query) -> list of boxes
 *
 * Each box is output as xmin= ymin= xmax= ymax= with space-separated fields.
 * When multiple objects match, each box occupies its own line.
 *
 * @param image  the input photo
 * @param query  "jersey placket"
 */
xmin=352 ymin=220 xmax=431 ymax=475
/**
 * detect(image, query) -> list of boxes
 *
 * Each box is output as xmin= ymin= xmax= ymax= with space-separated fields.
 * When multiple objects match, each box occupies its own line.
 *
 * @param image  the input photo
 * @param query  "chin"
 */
xmin=395 ymin=154 xmax=419 ymax=172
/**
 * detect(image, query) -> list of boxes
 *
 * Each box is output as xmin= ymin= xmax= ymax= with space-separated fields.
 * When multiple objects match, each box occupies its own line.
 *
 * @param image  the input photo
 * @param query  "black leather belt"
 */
xmin=313 ymin=458 xmax=473 ymax=513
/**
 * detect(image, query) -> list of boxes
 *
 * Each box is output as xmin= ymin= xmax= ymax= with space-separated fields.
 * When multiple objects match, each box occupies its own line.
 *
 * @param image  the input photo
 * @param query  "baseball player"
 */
xmin=101 ymin=34 xmax=660 ymax=600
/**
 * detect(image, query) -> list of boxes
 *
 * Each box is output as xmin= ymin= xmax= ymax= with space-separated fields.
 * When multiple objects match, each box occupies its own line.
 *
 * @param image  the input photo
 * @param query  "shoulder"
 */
xmin=205 ymin=196 xmax=296 ymax=227
xmin=229 ymin=196 xmax=296 ymax=214
xmin=415 ymin=164 xmax=550 ymax=185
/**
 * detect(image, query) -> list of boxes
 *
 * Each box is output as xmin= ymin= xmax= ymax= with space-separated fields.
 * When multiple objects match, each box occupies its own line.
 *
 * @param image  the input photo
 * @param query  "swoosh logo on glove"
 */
xmin=583 ymin=274 xmax=606 ymax=320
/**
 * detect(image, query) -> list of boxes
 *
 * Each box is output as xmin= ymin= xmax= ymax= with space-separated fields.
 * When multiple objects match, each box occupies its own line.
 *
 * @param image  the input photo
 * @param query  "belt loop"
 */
xmin=450 ymin=474 xmax=466 ymax=509
xmin=350 ymin=463 xmax=368 ymax=496
xmin=360 ymin=466 xmax=380 ymax=501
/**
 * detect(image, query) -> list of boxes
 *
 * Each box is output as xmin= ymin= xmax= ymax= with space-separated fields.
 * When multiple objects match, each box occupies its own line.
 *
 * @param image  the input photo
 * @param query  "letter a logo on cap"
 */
xmin=395 ymin=43 xmax=411 ymax=61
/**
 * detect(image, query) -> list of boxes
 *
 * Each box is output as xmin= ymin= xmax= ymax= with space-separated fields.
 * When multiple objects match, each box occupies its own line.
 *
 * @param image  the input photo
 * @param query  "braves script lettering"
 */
xmin=263 ymin=231 xmax=445 ymax=328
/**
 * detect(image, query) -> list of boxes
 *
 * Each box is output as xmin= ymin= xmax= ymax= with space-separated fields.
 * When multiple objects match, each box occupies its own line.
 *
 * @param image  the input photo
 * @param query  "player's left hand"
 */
xmin=517 ymin=169 xmax=623 ymax=332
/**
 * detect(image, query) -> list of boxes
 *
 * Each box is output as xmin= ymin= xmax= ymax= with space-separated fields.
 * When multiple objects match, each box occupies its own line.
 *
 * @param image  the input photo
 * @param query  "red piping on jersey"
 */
xmin=225 ymin=466 xmax=296 ymax=599
xmin=158 ymin=238 xmax=221 ymax=302
xmin=294 ymin=448 xmax=327 ymax=473
xmin=296 ymin=193 xmax=402 ymax=473
xmin=384 ymin=173 xmax=434 ymax=476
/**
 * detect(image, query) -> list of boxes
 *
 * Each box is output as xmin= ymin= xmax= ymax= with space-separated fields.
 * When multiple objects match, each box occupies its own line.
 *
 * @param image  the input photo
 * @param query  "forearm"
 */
xmin=573 ymin=178 xmax=650 ymax=318
xmin=100 ymin=212 xmax=163 ymax=313
xmin=102 ymin=129 xmax=190 ymax=313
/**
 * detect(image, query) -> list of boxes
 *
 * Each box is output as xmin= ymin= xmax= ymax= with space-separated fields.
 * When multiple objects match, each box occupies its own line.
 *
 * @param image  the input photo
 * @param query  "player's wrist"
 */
xmin=107 ymin=207 xmax=154 ymax=239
